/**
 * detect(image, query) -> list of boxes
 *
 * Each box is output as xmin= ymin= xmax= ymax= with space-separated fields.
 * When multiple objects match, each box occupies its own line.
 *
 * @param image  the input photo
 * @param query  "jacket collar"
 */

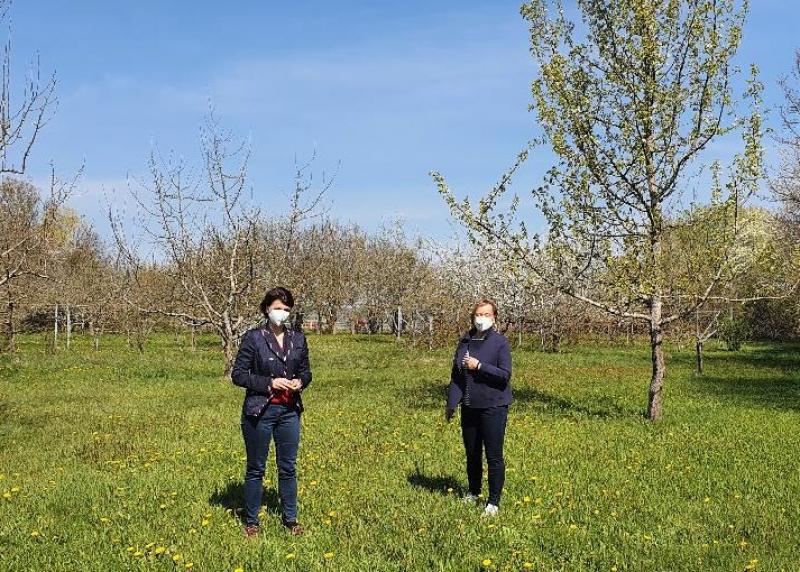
xmin=460 ymin=327 xmax=495 ymax=343
xmin=260 ymin=326 xmax=295 ymax=362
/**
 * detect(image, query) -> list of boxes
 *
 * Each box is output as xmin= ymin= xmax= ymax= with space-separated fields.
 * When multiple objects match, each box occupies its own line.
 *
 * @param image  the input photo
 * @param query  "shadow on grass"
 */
xmin=695 ymin=375 xmax=800 ymax=411
xmin=692 ymin=344 xmax=800 ymax=411
xmin=410 ymin=383 xmax=630 ymax=419
xmin=407 ymin=471 xmax=465 ymax=497
xmin=208 ymin=481 xmax=280 ymax=523
xmin=728 ymin=344 xmax=800 ymax=372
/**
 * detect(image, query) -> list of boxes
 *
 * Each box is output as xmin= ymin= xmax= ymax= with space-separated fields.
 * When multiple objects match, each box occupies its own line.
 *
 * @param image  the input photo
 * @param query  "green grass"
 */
xmin=1 ymin=333 xmax=798 ymax=571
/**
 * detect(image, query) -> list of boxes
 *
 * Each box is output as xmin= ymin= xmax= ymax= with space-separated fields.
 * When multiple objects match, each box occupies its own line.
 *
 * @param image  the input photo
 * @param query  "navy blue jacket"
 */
xmin=447 ymin=328 xmax=512 ymax=410
xmin=231 ymin=327 xmax=312 ymax=417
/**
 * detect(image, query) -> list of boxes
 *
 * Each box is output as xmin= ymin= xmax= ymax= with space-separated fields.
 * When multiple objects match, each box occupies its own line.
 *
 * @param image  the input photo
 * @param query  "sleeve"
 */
xmin=231 ymin=330 xmax=273 ymax=394
xmin=477 ymin=337 xmax=512 ymax=386
xmin=446 ymin=349 xmax=464 ymax=410
xmin=295 ymin=334 xmax=312 ymax=390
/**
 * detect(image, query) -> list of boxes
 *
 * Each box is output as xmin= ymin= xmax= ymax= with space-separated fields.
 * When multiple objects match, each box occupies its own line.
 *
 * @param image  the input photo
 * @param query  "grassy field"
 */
xmin=1 ymin=333 xmax=798 ymax=571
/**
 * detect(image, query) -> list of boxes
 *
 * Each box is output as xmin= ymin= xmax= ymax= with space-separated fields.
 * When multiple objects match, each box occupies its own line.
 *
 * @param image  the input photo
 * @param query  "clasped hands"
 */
xmin=271 ymin=378 xmax=302 ymax=392
xmin=462 ymin=355 xmax=480 ymax=370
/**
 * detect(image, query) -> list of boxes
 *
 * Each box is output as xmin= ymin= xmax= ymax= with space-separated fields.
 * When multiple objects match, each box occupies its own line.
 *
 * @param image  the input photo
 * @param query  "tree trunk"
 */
xmin=221 ymin=313 xmax=236 ymax=375
xmin=89 ymin=320 xmax=100 ymax=351
xmin=647 ymin=303 xmax=665 ymax=421
xmin=223 ymin=342 xmax=234 ymax=375
xmin=695 ymin=340 xmax=704 ymax=376
xmin=66 ymin=305 xmax=72 ymax=350
xmin=395 ymin=306 xmax=403 ymax=340
xmin=53 ymin=303 xmax=59 ymax=351
xmin=4 ymin=286 xmax=15 ymax=353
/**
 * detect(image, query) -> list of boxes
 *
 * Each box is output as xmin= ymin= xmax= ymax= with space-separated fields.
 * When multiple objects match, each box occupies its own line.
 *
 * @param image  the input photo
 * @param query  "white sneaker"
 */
xmin=483 ymin=503 xmax=499 ymax=517
xmin=462 ymin=493 xmax=479 ymax=504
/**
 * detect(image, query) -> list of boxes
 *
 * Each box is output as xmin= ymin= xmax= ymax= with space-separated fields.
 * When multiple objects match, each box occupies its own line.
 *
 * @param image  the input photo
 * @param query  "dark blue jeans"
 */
xmin=241 ymin=404 xmax=301 ymax=525
xmin=461 ymin=405 xmax=508 ymax=506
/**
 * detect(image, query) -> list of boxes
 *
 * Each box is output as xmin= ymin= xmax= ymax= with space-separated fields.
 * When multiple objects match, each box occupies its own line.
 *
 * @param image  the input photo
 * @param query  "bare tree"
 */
xmin=0 ymin=0 xmax=56 ymax=177
xmin=111 ymin=114 xmax=260 ymax=372
xmin=773 ymin=50 xmax=800 ymax=289
xmin=0 ymin=174 xmax=76 ymax=351
xmin=0 ymin=0 xmax=60 ymax=352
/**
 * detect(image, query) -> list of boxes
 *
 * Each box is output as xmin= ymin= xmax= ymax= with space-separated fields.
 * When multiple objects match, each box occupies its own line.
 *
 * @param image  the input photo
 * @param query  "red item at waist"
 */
xmin=270 ymin=389 xmax=295 ymax=406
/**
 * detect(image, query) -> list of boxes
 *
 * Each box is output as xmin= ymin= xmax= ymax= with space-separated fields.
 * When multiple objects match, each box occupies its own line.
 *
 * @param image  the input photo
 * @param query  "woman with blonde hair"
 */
xmin=445 ymin=298 xmax=512 ymax=517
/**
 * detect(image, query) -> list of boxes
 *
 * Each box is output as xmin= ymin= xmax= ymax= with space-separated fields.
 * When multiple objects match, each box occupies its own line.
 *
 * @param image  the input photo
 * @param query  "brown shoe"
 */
xmin=282 ymin=520 xmax=304 ymax=536
xmin=243 ymin=524 xmax=260 ymax=538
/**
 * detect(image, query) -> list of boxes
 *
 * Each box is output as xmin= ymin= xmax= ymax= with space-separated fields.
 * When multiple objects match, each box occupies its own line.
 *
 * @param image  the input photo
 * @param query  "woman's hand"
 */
xmin=271 ymin=378 xmax=293 ymax=391
xmin=289 ymin=378 xmax=303 ymax=392
xmin=462 ymin=355 xmax=480 ymax=370
xmin=445 ymin=407 xmax=455 ymax=422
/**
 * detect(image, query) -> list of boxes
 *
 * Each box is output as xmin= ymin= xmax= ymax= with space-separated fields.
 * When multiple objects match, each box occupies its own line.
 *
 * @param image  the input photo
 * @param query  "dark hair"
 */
xmin=260 ymin=287 xmax=295 ymax=316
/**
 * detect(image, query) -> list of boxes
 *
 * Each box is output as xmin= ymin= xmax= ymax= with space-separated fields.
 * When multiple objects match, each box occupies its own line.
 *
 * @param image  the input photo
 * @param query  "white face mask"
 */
xmin=474 ymin=316 xmax=494 ymax=332
xmin=268 ymin=309 xmax=290 ymax=327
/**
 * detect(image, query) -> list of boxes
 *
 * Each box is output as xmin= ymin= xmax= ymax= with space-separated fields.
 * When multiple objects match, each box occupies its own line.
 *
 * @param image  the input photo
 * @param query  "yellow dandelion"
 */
xmin=173 ymin=554 xmax=183 ymax=563
xmin=523 ymin=564 xmax=533 ymax=570
xmin=324 ymin=552 xmax=334 ymax=559
xmin=154 ymin=546 xmax=166 ymax=555
xmin=10 ymin=486 xmax=20 ymax=493
xmin=234 ymin=568 xmax=244 ymax=572
xmin=31 ymin=530 xmax=40 ymax=538
xmin=134 ymin=551 xmax=143 ymax=557
xmin=523 ymin=496 xmax=531 ymax=503
xmin=286 ymin=553 xmax=296 ymax=560
xmin=185 ymin=564 xmax=193 ymax=570
xmin=2 ymin=492 xmax=10 ymax=500
xmin=201 ymin=519 xmax=210 ymax=526
xmin=482 ymin=558 xmax=492 ymax=567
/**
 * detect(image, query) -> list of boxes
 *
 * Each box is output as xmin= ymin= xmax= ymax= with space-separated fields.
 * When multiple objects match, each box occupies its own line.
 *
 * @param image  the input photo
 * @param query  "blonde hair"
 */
xmin=472 ymin=298 xmax=498 ymax=319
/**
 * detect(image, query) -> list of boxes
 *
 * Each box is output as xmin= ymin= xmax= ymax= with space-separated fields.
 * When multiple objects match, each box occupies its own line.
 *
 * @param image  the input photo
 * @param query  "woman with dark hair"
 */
xmin=231 ymin=286 xmax=311 ymax=537
xmin=445 ymin=298 xmax=512 ymax=517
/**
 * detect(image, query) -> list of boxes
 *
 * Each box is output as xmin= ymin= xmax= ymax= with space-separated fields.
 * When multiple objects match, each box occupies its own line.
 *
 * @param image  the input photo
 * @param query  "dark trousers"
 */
xmin=241 ymin=404 xmax=300 ymax=525
xmin=460 ymin=405 xmax=508 ymax=506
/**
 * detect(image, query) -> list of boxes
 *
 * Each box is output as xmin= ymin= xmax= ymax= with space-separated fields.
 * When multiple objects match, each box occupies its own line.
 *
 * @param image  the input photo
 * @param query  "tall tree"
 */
xmin=0 ymin=0 xmax=60 ymax=352
xmin=773 ymin=50 xmax=800 ymax=266
xmin=433 ymin=0 xmax=764 ymax=420
xmin=111 ymin=114 xmax=260 ymax=372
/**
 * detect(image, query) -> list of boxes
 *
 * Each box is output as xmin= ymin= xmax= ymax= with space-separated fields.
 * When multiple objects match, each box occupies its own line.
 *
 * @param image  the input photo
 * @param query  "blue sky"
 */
xmin=9 ymin=1 xmax=800 ymax=239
